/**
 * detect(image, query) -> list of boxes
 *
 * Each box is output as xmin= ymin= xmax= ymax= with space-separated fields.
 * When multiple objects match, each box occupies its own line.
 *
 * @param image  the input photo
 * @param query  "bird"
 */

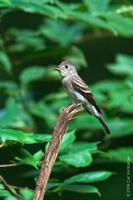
xmin=54 ymin=60 xmax=111 ymax=135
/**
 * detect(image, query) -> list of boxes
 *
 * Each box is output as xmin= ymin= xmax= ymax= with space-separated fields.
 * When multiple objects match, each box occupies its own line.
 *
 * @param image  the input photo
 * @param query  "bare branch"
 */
xmin=0 ymin=163 xmax=18 ymax=168
xmin=0 ymin=175 xmax=21 ymax=198
xmin=33 ymin=104 xmax=81 ymax=200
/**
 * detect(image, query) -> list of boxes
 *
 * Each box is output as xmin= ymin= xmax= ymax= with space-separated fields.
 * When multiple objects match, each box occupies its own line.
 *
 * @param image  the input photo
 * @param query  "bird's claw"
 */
xmin=73 ymin=103 xmax=82 ymax=108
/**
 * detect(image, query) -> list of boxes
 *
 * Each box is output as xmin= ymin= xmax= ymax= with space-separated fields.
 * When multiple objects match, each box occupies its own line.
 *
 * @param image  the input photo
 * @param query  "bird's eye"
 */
xmin=65 ymin=65 xmax=68 ymax=69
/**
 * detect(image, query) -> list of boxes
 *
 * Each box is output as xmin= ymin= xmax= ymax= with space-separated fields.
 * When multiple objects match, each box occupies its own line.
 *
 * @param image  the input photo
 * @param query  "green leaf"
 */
xmin=108 ymin=118 xmax=133 ymax=137
xmin=0 ymin=50 xmax=12 ymax=72
xmin=15 ymin=148 xmax=38 ymax=168
xmin=28 ymin=101 xmax=56 ymax=128
xmin=0 ymin=128 xmax=36 ymax=144
xmin=107 ymin=86 xmax=133 ymax=113
xmin=0 ymin=184 xmax=18 ymax=199
xmin=0 ymin=0 xmax=11 ymax=6
xmin=92 ymin=79 xmax=133 ymax=113
xmin=20 ymin=66 xmax=46 ymax=85
xmin=83 ymin=0 xmax=110 ymax=13
xmin=33 ymin=150 xmax=43 ymax=162
xmin=107 ymin=54 xmax=133 ymax=77
xmin=40 ymin=19 xmax=84 ymax=46
xmin=65 ymin=46 xmax=87 ymax=69
xmin=59 ymin=150 xmax=92 ymax=167
xmin=69 ymin=11 xmax=117 ymax=34
xmin=70 ymin=113 xmax=100 ymax=130
xmin=0 ymin=192 xmax=18 ymax=200
xmin=19 ymin=189 xmax=33 ymax=200
xmin=0 ymin=81 xmax=18 ymax=97
xmin=9 ymin=29 xmax=45 ymax=52
xmin=63 ymin=184 xmax=100 ymax=195
xmin=59 ymin=130 xmax=76 ymax=153
xmin=0 ymin=0 xmax=67 ymax=19
xmin=0 ymin=81 xmax=18 ymax=90
xmin=91 ymin=80 xmax=122 ymax=92
xmin=64 ymin=171 xmax=113 ymax=184
xmin=0 ymin=97 xmax=33 ymax=129
xmin=44 ymin=91 xmax=69 ymax=110
xmin=71 ymin=113 xmax=133 ymax=137
xmin=104 ymin=13 xmax=133 ymax=36
xmin=32 ymin=133 xmax=51 ymax=142
xmin=67 ymin=142 xmax=98 ymax=154
xmin=45 ymin=130 xmax=75 ymax=152
xmin=0 ymin=128 xmax=52 ymax=144
xmin=46 ymin=182 xmax=61 ymax=190
xmin=109 ymin=147 xmax=133 ymax=163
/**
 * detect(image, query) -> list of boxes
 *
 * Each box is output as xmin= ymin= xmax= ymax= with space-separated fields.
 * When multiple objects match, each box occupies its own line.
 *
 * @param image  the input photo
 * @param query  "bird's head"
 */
xmin=54 ymin=61 xmax=78 ymax=78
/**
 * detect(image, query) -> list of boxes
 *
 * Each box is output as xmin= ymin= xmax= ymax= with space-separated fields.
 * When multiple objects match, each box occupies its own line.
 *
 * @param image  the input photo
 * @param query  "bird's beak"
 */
xmin=54 ymin=67 xmax=60 ymax=72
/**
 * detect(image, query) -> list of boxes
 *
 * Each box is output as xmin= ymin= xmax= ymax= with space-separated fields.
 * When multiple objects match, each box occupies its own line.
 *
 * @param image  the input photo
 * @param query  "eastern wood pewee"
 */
xmin=54 ymin=61 xmax=111 ymax=135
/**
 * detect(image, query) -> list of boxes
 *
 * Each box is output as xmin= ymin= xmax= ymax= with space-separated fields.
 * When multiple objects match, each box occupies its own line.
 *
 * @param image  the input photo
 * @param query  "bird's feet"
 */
xmin=73 ymin=103 xmax=82 ymax=108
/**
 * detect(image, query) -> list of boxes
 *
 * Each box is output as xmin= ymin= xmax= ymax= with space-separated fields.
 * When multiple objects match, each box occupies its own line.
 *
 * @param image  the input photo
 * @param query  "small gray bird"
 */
xmin=54 ymin=61 xmax=111 ymax=135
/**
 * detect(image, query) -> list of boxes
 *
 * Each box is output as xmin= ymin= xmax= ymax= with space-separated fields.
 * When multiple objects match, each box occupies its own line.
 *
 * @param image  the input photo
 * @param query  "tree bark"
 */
xmin=33 ymin=104 xmax=81 ymax=200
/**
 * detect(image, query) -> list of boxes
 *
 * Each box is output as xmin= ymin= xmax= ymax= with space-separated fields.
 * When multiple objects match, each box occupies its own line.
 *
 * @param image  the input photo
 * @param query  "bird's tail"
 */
xmin=97 ymin=116 xmax=111 ymax=135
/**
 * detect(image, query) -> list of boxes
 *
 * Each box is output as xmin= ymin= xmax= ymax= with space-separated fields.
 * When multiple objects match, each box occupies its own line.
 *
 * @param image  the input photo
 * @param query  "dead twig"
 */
xmin=0 ymin=163 xmax=18 ymax=168
xmin=0 ymin=175 xmax=21 ymax=198
xmin=33 ymin=104 xmax=81 ymax=200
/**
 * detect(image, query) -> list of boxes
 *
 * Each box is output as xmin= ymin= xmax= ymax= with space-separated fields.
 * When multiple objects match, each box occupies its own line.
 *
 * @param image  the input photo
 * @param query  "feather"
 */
xmin=72 ymin=75 xmax=102 ymax=114
xmin=97 ymin=117 xmax=111 ymax=135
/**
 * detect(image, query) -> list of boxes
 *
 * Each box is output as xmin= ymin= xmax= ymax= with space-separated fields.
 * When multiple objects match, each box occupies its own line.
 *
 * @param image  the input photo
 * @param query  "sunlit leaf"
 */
xmin=33 ymin=150 xmax=43 ymax=162
xmin=0 ymin=128 xmax=51 ymax=144
xmin=0 ymin=128 xmax=35 ymax=144
xmin=19 ymin=189 xmax=34 ymax=200
xmin=59 ymin=150 xmax=93 ymax=167
xmin=64 ymin=171 xmax=113 ymax=184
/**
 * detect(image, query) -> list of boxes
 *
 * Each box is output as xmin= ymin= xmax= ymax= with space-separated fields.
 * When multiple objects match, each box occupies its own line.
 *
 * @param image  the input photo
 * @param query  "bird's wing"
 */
xmin=72 ymin=75 xmax=102 ymax=114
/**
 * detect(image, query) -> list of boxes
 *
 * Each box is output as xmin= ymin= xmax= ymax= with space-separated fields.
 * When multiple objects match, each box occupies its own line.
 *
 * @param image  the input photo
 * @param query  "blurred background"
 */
xmin=0 ymin=0 xmax=133 ymax=200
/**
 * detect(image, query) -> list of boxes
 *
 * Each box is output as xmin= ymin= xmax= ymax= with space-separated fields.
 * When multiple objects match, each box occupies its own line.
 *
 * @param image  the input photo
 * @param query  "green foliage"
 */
xmin=20 ymin=66 xmax=46 ymax=85
xmin=64 ymin=171 xmax=113 ymax=184
xmin=1 ymin=0 xmax=133 ymax=36
xmin=59 ymin=130 xmax=76 ymax=153
xmin=59 ymin=149 xmax=93 ymax=167
xmin=0 ymin=50 xmax=12 ymax=72
xmin=0 ymin=0 xmax=133 ymax=199
xmin=107 ymin=54 xmax=133 ymax=77
xmin=14 ymin=147 xmax=40 ymax=168
xmin=40 ymin=19 xmax=84 ymax=47
xmin=62 ymin=184 xmax=100 ymax=195
xmin=109 ymin=147 xmax=133 ymax=163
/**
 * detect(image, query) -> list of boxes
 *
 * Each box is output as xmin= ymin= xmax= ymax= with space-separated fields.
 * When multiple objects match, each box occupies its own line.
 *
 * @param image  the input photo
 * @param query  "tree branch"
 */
xmin=0 ymin=175 xmax=21 ymax=198
xmin=33 ymin=104 xmax=82 ymax=200
xmin=0 ymin=163 xmax=18 ymax=168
